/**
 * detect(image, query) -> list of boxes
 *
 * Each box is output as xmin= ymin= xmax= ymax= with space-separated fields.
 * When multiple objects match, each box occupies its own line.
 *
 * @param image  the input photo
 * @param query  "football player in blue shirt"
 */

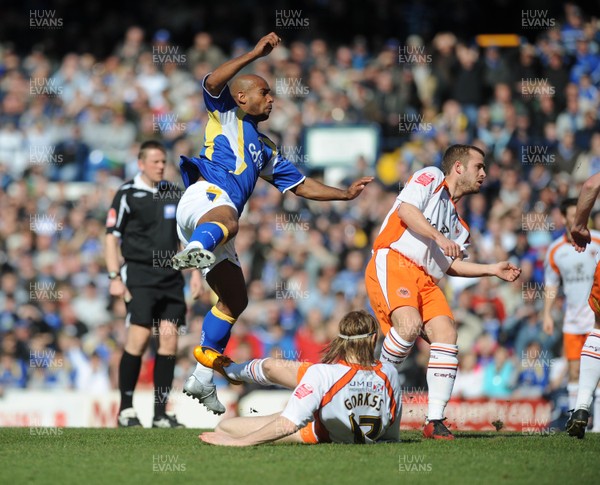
xmin=174 ymin=32 xmax=373 ymax=414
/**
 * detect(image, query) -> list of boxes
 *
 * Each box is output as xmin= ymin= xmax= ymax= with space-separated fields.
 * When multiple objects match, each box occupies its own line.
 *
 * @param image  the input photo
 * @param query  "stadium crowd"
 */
xmin=0 ymin=3 xmax=599 ymax=420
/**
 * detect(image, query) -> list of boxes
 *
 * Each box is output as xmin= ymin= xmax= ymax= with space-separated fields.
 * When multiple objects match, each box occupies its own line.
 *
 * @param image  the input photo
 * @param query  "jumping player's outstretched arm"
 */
xmin=572 ymin=172 xmax=600 ymax=252
xmin=204 ymin=32 xmax=281 ymax=96
xmin=291 ymin=176 xmax=374 ymax=201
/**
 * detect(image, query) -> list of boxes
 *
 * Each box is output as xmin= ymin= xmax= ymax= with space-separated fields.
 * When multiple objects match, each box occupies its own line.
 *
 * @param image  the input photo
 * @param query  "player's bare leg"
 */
xmin=262 ymin=358 xmax=303 ymax=389
xmin=184 ymin=261 xmax=248 ymax=414
xmin=421 ymin=316 xmax=458 ymax=440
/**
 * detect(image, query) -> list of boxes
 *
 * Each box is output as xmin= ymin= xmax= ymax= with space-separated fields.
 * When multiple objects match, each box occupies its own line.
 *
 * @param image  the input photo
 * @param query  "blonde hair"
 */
xmin=321 ymin=311 xmax=378 ymax=367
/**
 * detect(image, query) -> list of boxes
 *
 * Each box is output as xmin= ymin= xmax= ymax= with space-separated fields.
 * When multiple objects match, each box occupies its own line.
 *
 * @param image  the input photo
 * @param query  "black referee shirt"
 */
xmin=106 ymin=173 xmax=184 ymax=287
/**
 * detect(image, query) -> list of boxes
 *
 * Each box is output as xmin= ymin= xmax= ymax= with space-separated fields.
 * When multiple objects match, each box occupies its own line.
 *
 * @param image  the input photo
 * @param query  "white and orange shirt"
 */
xmin=373 ymin=167 xmax=470 ymax=282
xmin=544 ymin=230 xmax=600 ymax=334
xmin=281 ymin=361 xmax=402 ymax=444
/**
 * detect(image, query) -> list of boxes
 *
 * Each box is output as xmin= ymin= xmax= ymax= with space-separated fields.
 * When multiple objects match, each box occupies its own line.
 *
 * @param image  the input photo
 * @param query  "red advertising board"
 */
xmin=401 ymin=393 xmax=552 ymax=431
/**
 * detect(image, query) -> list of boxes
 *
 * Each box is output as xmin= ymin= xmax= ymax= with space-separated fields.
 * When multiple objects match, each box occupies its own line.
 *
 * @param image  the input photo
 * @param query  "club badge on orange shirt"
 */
xmin=415 ymin=172 xmax=435 ymax=186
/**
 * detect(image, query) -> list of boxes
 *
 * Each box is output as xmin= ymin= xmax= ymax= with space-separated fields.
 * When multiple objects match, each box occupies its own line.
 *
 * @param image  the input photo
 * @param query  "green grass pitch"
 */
xmin=1 ymin=428 xmax=599 ymax=485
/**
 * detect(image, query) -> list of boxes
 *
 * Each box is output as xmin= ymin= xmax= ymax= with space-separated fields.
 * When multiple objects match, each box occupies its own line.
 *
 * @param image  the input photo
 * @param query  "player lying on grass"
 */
xmin=197 ymin=311 xmax=402 ymax=446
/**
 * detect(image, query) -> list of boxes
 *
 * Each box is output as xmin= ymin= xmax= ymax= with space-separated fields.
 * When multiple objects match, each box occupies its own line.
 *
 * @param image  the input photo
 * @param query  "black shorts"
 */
xmin=125 ymin=284 xmax=186 ymax=328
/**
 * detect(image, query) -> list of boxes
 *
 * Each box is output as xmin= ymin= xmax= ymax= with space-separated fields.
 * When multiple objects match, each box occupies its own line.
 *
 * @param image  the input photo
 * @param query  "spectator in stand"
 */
xmin=0 ymin=6 xmax=598 ymax=413
xmin=552 ymin=130 xmax=581 ymax=174
xmin=513 ymin=340 xmax=551 ymax=398
xmin=453 ymin=351 xmax=484 ymax=399
xmin=482 ymin=346 xmax=515 ymax=398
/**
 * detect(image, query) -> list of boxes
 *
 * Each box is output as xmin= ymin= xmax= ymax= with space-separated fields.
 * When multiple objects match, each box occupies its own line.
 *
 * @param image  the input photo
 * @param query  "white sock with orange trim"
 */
xmin=427 ymin=343 xmax=459 ymax=421
xmin=575 ymin=330 xmax=600 ymax=411
xmin=567 ymin=382 xmax=579 ymax=411
xmin=380 ymin=327 xmax=414 ymax=370
xmin=226 ymin=358 xmax=274 ymax=386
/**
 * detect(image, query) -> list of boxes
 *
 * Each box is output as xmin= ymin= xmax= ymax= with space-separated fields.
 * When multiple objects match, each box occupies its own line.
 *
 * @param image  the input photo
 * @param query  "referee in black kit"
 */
xmin=105 ymin=140 xmax=186 ymax=428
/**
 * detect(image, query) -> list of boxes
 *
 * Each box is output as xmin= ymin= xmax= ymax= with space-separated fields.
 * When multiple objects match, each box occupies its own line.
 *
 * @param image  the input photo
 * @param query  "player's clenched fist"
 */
xmin=571 ymin=224 xmax=591 ymax=252
xmin=252 ymin=32 xmax=281 ymax=58
xmin=434 ymin=233 xmax=462 ymax=259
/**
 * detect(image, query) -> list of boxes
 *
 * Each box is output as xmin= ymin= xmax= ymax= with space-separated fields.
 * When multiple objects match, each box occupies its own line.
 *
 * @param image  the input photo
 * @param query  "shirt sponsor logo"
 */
xmin=372 ymin=383 xmax=384 ymax=393
xmin=293 ymin=383 xmax=313 ymax=399
xmin=348 ymin=380 xmax=384 ymax=394
xmin=248 ymin=142 xmax=265 ymax=166
xmin=397 ymin=287 xmax=411 ymax=298
xmin=415 ymin=172 xmax=435 ymax=186
xmin=133 ymin=191 xmax=148 ymax=198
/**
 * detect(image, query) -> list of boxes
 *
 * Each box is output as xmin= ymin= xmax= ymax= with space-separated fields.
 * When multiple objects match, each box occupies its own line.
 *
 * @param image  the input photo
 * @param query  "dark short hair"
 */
xmin=559 ymin=197 xmax=578 ymax=216
xmin=138 ymin=140 xmax=166 ymax=160
xmin=441 ymin=144 xmax=486 ymax=175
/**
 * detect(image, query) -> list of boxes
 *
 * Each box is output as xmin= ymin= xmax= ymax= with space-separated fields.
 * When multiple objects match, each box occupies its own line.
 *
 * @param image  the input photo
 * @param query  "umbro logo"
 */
xmin=133 ymin=192 xmax=148 ymax=198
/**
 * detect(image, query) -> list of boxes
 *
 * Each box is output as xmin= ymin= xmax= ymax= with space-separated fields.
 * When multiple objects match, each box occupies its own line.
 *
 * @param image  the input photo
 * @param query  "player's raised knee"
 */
xmin=229 ymin=292 xmax=248 ymax=318
xmin=262 ymin=357 xmax=276 ymax=380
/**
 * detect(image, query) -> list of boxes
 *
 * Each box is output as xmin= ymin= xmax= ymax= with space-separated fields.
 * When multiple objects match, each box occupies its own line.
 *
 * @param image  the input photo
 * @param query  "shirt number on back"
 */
xmin=348 ymin=413 xmax=382 ymax=443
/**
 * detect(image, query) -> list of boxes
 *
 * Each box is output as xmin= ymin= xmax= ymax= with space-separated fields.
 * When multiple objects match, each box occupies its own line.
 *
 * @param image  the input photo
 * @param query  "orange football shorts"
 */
xmin=365 ymin=249 xmax=453 ymax=335
xmin=563 ymin=332 xmax=589 ymax=361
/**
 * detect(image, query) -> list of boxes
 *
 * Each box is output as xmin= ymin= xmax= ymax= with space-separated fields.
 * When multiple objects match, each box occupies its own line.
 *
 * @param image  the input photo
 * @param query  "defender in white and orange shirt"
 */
xmin=365 ymin=144 xmax=521 ymax=439
xmin=566 ymin=170 xmax=600 ymax=438
xmin=543 ymin=198 xmax=600 ymax=413
xmin=198 ymin=311 xmax=402 ymax=446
